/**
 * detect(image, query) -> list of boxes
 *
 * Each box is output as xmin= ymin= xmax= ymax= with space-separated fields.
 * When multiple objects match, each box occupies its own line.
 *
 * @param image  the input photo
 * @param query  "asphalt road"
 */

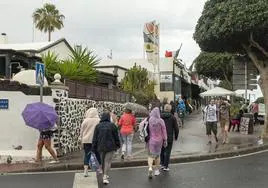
xmin=2 ymin=150 xmax=268 ymax=188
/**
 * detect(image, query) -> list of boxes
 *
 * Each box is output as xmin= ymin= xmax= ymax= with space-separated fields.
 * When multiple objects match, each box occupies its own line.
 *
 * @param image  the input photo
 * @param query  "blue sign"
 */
xmin=36 ymin=62 xmax=45 ymax=85
xmin=0 ymin=99 xmax=9 ymax=109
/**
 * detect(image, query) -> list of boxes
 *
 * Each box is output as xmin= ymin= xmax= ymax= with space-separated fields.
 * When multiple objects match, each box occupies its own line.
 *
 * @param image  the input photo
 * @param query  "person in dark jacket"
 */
xmin=170 ymin=101 xmax=176 ymax=115
xmin=92 ymin=112 xmax=120 ymax=185
xmin=160 ymin=104 xmax=179 ymax=171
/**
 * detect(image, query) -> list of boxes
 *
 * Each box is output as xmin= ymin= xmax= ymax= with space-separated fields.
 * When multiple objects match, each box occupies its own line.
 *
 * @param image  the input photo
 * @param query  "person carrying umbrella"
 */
xmin=22 ymin=102 xmax=59 ymax=164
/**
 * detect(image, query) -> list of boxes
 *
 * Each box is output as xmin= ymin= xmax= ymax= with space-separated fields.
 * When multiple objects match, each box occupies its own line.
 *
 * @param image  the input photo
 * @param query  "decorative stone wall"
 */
xmin=52 ymin=88 xmax=124 ymax=155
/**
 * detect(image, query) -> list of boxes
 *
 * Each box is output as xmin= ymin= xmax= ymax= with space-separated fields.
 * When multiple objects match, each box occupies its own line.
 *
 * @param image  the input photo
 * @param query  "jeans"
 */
xmin=121 ymin=134 xmax=134 ymax=156
xmin=160 ymin=141 xmax=173 ymax=168
xmin=83 ymin=143 xmax=101 ymax=165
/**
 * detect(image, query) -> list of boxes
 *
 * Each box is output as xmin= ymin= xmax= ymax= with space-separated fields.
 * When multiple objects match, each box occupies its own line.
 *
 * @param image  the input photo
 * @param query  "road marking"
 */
xmin=72 ymin=172 xmax=98 ymax=188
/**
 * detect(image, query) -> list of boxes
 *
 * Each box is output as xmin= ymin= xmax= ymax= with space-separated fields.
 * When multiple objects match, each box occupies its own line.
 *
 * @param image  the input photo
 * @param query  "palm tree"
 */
xmin=33 ymin=3 xmax=65 ymax=41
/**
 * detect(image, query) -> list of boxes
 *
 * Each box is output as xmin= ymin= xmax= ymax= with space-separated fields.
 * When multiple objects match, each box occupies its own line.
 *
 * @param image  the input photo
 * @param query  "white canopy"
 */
xmin=200 ymin=87 xmax=235 ymax=97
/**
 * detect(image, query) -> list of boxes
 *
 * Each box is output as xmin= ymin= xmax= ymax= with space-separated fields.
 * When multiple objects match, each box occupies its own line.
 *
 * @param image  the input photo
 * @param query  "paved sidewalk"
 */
xmin=1 ymin=110 xmax=266 ymax=173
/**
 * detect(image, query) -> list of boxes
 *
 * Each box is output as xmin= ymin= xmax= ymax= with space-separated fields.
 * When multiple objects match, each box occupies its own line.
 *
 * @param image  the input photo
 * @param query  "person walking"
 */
xmin=219 ymin=98 xmax=231 ymax=144
xmin=92 ymin=112 xmax=120 ymax=185
xmin=79 ymin=108 xmax=100 ymax=177
xmin=147 ymin=107 xmax=167 ymax=179
xmin=118 ymin=108 xmax=136 ymax=160
xmin=160 ymin=104 xmax=179 ymax=171
xmin=204 ymin=99 xmax=219 ymax=144
xmin=35 ymin=127 xmax=59 ymax=164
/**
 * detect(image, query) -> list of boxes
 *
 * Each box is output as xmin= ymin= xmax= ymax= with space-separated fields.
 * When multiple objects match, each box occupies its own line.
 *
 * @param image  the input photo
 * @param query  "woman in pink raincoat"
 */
xmin=147 ymin=107 xmax=167 ymax=179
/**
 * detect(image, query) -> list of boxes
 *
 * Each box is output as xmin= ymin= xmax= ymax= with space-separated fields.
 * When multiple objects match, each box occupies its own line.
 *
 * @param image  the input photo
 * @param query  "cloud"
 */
xmin=0 ymin=0 xmax=206 ymax=66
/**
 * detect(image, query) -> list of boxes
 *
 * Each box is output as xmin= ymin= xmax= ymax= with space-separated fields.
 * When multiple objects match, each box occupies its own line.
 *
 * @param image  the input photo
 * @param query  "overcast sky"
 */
xmin=0 ymin=0 xmax=206 ymax=66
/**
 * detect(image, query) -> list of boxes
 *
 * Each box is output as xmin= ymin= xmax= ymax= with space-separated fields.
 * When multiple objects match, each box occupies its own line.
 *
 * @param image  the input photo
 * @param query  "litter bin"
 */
xmin=240 ymin=113 xmax=254 ymax=134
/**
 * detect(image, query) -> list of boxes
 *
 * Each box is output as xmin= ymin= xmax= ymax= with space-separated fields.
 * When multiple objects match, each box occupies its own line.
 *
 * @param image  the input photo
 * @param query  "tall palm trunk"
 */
xmin=48 ymin=31 xmax=51 ymax=42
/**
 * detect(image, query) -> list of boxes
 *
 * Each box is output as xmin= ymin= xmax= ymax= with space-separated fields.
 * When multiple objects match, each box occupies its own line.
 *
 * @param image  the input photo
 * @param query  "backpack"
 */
xmin=139 ymin=117 xmax=150 ymax=143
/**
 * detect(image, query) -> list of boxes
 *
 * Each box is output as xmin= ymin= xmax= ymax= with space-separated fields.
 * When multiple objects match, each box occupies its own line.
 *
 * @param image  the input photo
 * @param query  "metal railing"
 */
xmin=65 ymin=79 xmax=130 ymax=103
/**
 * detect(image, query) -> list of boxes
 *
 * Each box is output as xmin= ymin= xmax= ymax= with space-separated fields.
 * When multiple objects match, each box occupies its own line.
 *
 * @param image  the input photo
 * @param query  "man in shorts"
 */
xmin=219 ymin=98 xmax=231 ymax=144
xmin=204 ymin=99 xmax=219 ymax=144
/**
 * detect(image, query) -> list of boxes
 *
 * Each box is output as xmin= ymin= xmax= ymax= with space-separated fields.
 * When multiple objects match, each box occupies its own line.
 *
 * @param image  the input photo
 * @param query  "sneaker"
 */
xmin=154 ymin=169 xmax=160 ymax=176
xmin=103 ymin=175 xmax=110 ymax=184
xmin=48 ymin=160 xmax=60 ymax=164
xmin=148 ymin=168 xmax=153 ymax=179
xmin=163 ymin=167 xmax=170 ymax=171
xmin=84 ymin=171 xmax=88 ymax=177
xmin=103 ymin=178 xmax=109 ymax=185
xmin=160 ymin=165 xmax=165 ymax=169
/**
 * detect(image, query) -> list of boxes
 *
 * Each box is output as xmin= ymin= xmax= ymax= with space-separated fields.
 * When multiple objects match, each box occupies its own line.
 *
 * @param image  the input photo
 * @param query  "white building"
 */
xmin=0 ymin=36 xmax=73 ymax=60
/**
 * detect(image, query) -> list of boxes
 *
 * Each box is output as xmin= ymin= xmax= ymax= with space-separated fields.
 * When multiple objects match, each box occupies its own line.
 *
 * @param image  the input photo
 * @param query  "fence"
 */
xmin=65 ymin=79 xmax=130 ymax=103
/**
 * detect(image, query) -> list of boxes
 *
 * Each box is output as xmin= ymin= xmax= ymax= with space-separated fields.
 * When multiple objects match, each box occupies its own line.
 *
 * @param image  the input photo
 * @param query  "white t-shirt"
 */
xmin=204 ymin=105 xmax=218 ymax=122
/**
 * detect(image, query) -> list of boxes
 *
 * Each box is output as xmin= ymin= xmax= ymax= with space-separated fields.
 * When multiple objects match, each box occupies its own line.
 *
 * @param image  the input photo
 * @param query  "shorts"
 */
xmin=220 ymin=119 xmax=230 ymax=128
xmin=206 ymin=121 xmax=217 ymax=135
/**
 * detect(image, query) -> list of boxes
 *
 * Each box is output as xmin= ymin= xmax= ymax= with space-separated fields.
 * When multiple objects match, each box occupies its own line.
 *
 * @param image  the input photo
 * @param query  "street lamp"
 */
xmin=9 ymin=62 xmax=23 ymax=79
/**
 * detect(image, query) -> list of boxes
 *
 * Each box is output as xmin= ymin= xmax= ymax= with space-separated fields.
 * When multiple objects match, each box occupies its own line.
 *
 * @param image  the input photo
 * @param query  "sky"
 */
xmin=0 ymin=0 xmax=206 ymax=67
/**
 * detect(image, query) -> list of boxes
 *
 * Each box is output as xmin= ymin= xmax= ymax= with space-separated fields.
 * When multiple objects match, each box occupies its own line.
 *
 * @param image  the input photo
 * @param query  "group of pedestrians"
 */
xmin=79 ymin=107 xmax=136 ymax=185
xmin=203 ymin=98 xmax=232 ymax=144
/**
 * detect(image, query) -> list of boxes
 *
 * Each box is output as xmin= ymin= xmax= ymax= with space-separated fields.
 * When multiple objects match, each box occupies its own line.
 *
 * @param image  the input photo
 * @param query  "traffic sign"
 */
xmin=36 ymin=62 xmax=45 ymax=85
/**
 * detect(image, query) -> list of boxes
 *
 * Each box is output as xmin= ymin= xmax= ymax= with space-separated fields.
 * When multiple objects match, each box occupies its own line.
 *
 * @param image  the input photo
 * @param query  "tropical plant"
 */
xmin=193 ymin=0 xmax=268 ymax=136
xmin=121 ymin=64 xmax=155 ymax=105
xmin=42 ymin=46 xmax=99 ymax=83
xmin=33 ymin=3 xmax=65 ymax=41
xmin=194 ymin=52 xmax=233 ymax=89
xmin=42 ymin=52 xmax=60 ymax=83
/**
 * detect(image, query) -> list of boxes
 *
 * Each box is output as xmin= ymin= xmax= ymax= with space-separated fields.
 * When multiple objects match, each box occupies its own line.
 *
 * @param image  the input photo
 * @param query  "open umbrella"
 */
xmin=22 ymin=102 xmax=58 ymax=131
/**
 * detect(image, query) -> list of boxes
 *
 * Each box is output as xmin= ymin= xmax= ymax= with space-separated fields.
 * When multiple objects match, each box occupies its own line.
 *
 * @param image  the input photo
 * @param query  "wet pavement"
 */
xmin=0 ymin=110 xmax=265 ymax=173
xmin=2 ymin=150 xmax=268 ymax=188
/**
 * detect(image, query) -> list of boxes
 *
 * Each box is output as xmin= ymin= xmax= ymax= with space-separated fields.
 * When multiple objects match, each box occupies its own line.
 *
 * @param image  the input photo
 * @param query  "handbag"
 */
xmin=88 ymin=152 xmax=100 ymax=172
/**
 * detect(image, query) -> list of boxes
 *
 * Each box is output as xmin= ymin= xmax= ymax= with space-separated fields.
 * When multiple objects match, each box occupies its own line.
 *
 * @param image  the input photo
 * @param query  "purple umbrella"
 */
xmin=22 ymin=102 xmax=58 ymax=131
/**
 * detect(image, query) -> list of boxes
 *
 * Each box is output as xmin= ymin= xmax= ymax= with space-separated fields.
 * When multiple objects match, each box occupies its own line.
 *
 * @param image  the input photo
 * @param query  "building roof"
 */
xmin=0 ymin=38 xmax=73 ymax=53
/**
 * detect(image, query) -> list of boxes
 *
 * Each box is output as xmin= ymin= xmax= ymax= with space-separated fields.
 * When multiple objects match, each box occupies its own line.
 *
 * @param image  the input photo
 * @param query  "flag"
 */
xmin=143 ymin=21 xmax=159 ymax=65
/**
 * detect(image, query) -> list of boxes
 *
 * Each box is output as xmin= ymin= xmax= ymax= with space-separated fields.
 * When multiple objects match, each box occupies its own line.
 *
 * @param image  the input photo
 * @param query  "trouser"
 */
xmin=121 ymin=134 xmax=134 ymax=156
xmin=83 ymin=144 xmax=101 ymax=165
xmin=100 ymin=151 xmax=114 ymax=176
xmin=254 ymin=113 xmax=258 ymax=124
xmin=160 ymin=141 xmax=173 ymax=168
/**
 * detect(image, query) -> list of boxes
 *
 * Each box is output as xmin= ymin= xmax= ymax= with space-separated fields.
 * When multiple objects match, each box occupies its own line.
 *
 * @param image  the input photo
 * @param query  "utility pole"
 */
xmin=244 ymin=59 xmax=248 ymax=104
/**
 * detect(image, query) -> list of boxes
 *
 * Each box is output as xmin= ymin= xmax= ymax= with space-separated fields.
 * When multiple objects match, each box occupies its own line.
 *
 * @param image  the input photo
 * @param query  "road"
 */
xmin=1 ymin=150 xmax=268 ymax=188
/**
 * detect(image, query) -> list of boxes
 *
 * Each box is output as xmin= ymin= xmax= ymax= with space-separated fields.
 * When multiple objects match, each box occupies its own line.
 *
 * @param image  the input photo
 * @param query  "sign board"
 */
xmin=160 ymin=73 xmax=173 ymax=83
xmin=240 ymin=117 xmax=250 ymax=135
xmin=36 ymin=62 xmax=45 ymax=85
xmin=0 ymin=99 xmax=9 ymax=109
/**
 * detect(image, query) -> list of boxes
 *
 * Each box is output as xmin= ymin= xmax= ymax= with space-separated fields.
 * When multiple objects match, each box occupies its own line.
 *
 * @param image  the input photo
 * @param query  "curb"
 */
xmin=4 ymin=143 xmax=268 ymax=174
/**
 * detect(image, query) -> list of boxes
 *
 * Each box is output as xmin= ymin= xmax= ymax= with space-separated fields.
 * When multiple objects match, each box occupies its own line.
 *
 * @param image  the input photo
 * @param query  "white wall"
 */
xmin=40 ymin=42 xmax=72 ymax=60
xmin=0 ymin=91 xmax=53 ymax=151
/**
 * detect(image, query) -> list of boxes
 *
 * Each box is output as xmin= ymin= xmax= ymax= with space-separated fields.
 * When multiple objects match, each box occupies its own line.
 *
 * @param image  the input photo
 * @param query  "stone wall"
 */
xmin=52 ymin=88 xmax=124 ymax=155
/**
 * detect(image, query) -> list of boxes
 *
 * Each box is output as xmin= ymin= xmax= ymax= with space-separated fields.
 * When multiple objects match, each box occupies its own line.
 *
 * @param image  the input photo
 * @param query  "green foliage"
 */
xmin=193 ymin=0 xmax=268 ymax=53
xmin=42 ymin=46 xmax=99 ymax=83
xmin=230 ymin=102 xmax=241 ymax=118
xmin=121 ymin=64 xmax=155 ymax=105
xmin=255 ymin=97 xmax=264 ymax=104
xmin=194 ymin=52 xmax=233 ymax=82
xmin=218 ymin=80 xmax=233 ymax=91
xmin=33 ymin=3 xmax=65 ymax=41
xmin=42 ymin=52 xmax=60 ymax=83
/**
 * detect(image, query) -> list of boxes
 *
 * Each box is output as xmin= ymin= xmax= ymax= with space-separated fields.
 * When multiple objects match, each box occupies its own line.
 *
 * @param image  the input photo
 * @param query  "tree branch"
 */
xmin=242 ymin=44 xmax=263 ymax=72
xmin=249 ymin=32 xmax=268 ymax=58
